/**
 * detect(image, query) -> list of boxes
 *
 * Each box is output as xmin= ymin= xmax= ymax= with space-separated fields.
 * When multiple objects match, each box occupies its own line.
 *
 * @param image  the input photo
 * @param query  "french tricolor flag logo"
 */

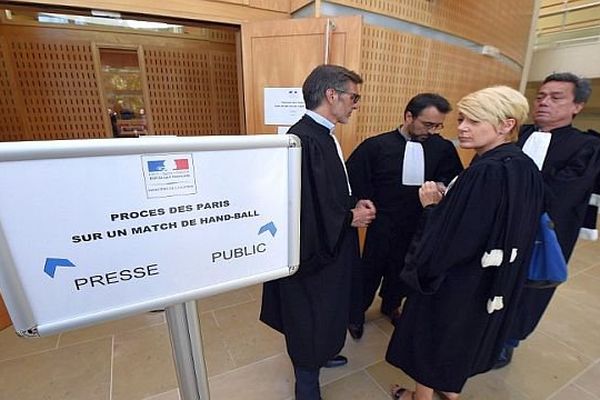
xmin=147 ymin=159 xmax=190 ymax=172
xmin=173 ymin=159 xmax=189 ymax=170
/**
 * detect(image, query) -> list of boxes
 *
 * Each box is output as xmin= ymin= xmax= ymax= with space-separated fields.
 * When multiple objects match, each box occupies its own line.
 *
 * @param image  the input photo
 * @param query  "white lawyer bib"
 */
xmin=522 ymin=131 xmax=552 ymax=170
xmin=402 ymin=141 xmax=425 ymax=186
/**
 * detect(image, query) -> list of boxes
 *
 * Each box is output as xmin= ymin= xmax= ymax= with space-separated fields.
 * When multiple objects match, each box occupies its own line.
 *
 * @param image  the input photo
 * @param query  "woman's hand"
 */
xmin=419 ymin=181 xmax=444 ymax=207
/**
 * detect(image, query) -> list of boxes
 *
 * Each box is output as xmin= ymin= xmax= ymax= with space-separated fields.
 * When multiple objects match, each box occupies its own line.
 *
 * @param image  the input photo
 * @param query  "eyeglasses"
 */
xmin=417 ymin=119 xmax=444 ymax=131
xmin=336 ymin=89 xmax=361 ymax=104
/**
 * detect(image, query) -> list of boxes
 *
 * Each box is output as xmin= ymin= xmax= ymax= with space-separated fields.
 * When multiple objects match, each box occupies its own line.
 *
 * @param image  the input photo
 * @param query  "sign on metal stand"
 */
xmin=0 ymin=135 xmax=301 ymax=400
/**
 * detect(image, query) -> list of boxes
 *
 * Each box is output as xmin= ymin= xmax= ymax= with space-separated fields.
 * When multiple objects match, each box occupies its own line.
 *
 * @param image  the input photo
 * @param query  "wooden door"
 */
xmin=0 ymin=295 xmax=11 ymax=330
xmin=241 ymin=15 xmax=362 ymax=157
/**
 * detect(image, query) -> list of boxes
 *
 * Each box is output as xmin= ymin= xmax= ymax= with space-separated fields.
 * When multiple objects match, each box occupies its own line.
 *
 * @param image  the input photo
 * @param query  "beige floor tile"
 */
xmin=0 ymin=337 xmax=111 ymax=400
xmin=60 ymin=311 xmax=165 ymax=347
xmin=570 ymin=240 xmax=600 ymax=263
xmin=548 ymin=383 xmax=599 ymax=400
xmin=321 ymin=323 xmax=390 ymax=384
xmin=365 ymin=360 xmax=415 ymax=396
xmin=537 ymin=294 xmax=600 ymax=358
xmin=0 ymin=326 xmax=59 ymax=361
xmin=197 ymin=312 xmax=236 ymax=377
xmin=568 ymin=255 xmax=598 ymax=276
xmin=372 ymin=317 xmax=394 ymax=337
xmin=112 ymin=323 xmax=178 ymax=400
xmin=213 ymin=300 xmax=285 ymax=368
xmin=493 ymin=331 xmax=592 ymax=399
xmin=196 ymin=287 xmax=254 ymax=313
xmin=582 ymin=264 xmax=600 ymax=279
xmin=365 ymin=355 xmax=530 ymax=399
xmin=573 ymin=361 xmax=600 ymax=397
xmin=321 ymin=370 xmax=389 ymax=400
xmin=246 ymin=283 xmax=263 ymax=301
xmin=144 ymin=388 xmax=180 ymax=400
xmin=569 ymin=240 xmax=600 ymax=272
xmin=556 ymin=273 xmax=600 ymax=310
xmin=460 ymin=371 xmax=529 ymax=400
xmin=208 ymin=353 xmax=294 ymax=400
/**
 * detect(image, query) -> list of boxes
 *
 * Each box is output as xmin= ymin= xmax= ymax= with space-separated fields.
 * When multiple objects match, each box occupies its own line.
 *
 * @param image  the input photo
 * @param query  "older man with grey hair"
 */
xmin=260 ymin=64 xmax=376 ymax=399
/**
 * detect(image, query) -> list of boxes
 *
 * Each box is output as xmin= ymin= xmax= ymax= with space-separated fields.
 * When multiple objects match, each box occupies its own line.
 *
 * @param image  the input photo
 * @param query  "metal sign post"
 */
xmin=166 ymin=301 xmax=210 ymax=400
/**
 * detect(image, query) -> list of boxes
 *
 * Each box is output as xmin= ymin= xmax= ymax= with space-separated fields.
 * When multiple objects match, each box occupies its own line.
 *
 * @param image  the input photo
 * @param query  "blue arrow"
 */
xmin=258 ymin=222 xmax=277 ymax=237
xmin=44 ymin=258 xmax=76 ymax=278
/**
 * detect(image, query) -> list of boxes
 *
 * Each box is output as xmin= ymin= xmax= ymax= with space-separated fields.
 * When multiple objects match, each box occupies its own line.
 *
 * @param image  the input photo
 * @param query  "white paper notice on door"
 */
xmin=264 ymin=87 xmax=305 ymax=125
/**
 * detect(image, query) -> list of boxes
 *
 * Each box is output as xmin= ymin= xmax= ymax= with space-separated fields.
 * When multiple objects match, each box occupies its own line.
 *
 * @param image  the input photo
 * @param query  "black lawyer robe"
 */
xmin=386 ymin=144 xmax=544 ymax=392
xmin=260 ymin=115 xmax=359 ymax=368
xmin=346 ymin=130 xmax=463 ymax=314
xmin=510 ymin=124 xmax=600 ymax=340
xmin=580 ymin=129 xmax=600 ymax=240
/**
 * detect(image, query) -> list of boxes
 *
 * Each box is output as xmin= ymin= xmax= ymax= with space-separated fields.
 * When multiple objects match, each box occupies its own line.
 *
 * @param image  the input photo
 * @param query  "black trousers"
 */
xmin=294 ymin=365 xmax=321 ymax=400
xmin=349 ymin=256 xmax=409 ymax=325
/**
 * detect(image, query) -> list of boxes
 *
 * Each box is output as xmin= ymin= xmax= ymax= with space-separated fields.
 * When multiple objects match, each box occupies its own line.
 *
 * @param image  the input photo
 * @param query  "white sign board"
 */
xmin=0 ymin=135 xmax=301 ymax=336
xmin=263 ymin=87 xmax=305 ymax=125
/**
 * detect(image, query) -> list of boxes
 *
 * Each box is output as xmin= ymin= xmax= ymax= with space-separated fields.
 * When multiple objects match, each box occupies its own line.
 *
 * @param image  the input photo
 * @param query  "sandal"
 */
xmin=390 ymin=384 xmax=415 ymax=400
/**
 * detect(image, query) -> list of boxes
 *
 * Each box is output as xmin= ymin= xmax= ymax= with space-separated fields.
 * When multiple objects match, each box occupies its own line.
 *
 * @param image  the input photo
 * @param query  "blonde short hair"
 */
xmin=457 ymin=86 xmax=529 ymax=140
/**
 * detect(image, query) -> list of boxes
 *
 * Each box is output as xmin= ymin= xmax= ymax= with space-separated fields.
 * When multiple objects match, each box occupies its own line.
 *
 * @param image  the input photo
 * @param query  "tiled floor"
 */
xmin=1 ymin=240 xmax=599 ymax=400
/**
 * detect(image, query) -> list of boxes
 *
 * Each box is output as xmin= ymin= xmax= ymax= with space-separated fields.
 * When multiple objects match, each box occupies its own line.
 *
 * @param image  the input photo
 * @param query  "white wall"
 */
xmin=528 ymin=41 xmax=600 ymax=81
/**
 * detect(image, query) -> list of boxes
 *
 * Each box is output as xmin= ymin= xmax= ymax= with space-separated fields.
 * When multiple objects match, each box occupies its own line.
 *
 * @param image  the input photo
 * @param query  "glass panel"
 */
xmin=99 ymin=48 xmax=149 ymax=137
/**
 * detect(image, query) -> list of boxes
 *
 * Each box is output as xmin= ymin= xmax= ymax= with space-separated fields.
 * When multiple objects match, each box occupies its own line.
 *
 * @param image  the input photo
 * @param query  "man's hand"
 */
xmin=351 ymin=199 xmax=376 ymax=228
xmin=419 ymin=181 xmax=444 ymax=207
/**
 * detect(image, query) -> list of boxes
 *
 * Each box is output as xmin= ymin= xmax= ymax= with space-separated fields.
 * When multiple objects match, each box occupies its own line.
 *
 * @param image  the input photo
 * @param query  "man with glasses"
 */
xmin=346 ymin=93 xmax=463 ymax=339
xmin=260 ymin=64 xmax=376 ymax=400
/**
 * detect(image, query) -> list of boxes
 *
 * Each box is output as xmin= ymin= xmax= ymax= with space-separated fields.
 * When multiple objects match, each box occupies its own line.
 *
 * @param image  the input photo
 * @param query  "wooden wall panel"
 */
xmin=0 ymin=38 xmax=25 ymax=142
xmin=210 ymin=51 xmax=242 ymax=134
xmin=0 ymin=295 xmax=11 ymax=330
xmin=291 ymin=0 xmax=312 ymax=12
xmin=145 ymin=47 xmax=240 ymax=135
xmin=8 ymin=0 xmax=290 ymax=25
xmin=356 ymin=26 xmax=430 ymax=143
xmin=9 ymin=40 xmax=107 ymax=140
xmin=249 ymin=0 xmax=290 ymax=13
xmin=330 ymin=0 xmax=534 ymax=65
xmin=0 ymin=22 xmax=241 ymax=141
xmin=358 ymin=25 xmax=522 ymax=165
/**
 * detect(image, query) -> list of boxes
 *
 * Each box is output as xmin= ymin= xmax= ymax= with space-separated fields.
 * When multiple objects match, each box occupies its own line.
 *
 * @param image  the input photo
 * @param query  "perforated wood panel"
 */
xmin=358 ymin=24 xmax=521 ymax=165
xmin=0 ymin=38 xmax=25 ymax=142
xmin=356 ymin=26 xmax=430 ymax=144
xmin=210 ymin=51 xmax=242 ymax=134
xmin=144 ymin=47 xmax=240 ymax=135
xmin=9 ymin=40 xmax=107 ymax=140
xmin=330 ymin=0 xmax=534 ymax=65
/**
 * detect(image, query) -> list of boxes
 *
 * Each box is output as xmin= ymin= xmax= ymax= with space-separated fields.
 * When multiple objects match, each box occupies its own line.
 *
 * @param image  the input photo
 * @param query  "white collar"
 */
xmin=305 ymin=110 xmax=335 ymax=133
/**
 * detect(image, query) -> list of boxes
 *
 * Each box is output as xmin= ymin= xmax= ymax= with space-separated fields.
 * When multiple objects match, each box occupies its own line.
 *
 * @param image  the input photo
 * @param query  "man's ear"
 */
xmin=325 ymin=88 xmax=337 ymax=104
xmin=573 ymin=102 xmax=585 ymax=116
xmin=404 ymin=111 xmax=414 ymax=123
xmin=499 ymin=118 xmax=516 ymax=135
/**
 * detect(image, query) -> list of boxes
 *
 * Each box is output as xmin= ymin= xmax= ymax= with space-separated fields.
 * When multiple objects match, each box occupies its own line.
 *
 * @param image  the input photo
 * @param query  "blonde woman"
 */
xmin=386 ymin=86 xmax=544 ymax=400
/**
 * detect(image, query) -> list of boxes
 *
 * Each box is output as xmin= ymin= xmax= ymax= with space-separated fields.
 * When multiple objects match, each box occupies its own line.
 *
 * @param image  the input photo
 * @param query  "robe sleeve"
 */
xmin=400 ymin=163 xmax=505 ymax=294
xmin=434 ymin=141 xmax=464 ymax=185
xmin=296 ymin=134 xmax=351 ymax=275
xmin=579 ymin=130 xmax=600 ymax=241
xmin=346 ymin=138 xmax=376 ymax=200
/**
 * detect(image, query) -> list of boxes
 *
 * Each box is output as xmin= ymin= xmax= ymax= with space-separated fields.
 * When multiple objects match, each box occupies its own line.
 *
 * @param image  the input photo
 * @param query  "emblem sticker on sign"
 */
xmin=142 ymin=154 xmax=197 ymax=198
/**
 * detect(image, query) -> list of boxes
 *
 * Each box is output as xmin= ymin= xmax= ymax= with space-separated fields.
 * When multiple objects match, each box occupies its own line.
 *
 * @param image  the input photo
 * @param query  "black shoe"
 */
xmin=348 ymin=323 xmax=364 ymax=340
xmin=492 ymin=345 xmax=514 ymax=369
xmin=323 ymin=354 xmax=348 ymax=368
